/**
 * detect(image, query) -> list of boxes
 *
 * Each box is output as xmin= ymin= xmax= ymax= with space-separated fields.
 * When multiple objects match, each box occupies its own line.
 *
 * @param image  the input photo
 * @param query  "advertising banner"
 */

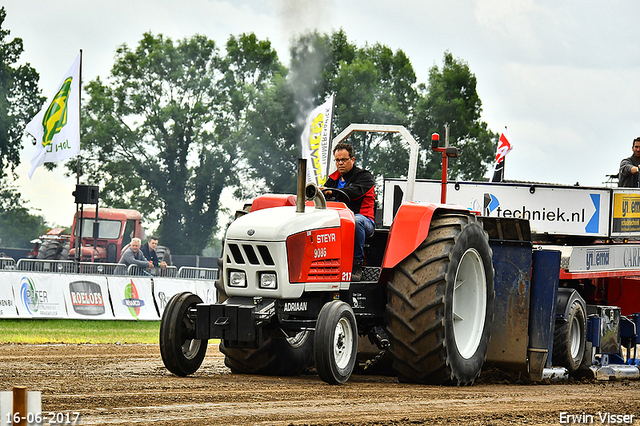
xmin=152 ymin=278 xmax=197 ymax=317
xmin=12 ymin=273 xmax=67 ymax=318
xmin=611 ymin=189 xmax=640 ymax=236
xmin=0 ymin=272 xmax=18 ymax=318
xmin=107 ymin=277 xmax=158 ymax=320
xmin=384 ymin=179 xmax=610 ymax=238
xmin=63 ymin=276 xmax=114 ymax=319
xmin=194 ymin=281 xmax=217 ymax=305
xmin=567 ymin=244 xmax=640 ymax=272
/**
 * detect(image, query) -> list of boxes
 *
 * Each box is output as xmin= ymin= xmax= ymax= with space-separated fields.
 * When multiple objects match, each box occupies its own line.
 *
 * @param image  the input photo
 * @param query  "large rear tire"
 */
xmin=156 ymin=245 xmax=172 ymax=266
xmin=386 ymin=213 xmax=494 ymax=385
xmin=220 ymin=329 xmax=314 ymax=376
xmin=314 ymin=301 xmax=358 ymax=385
xmin=36 ymin=239 xmax=69 ymax=260
xmin=160 ymin=292 xmax=208 ymax=376
xmin=553 ymin=300 xmax=586 ymax=373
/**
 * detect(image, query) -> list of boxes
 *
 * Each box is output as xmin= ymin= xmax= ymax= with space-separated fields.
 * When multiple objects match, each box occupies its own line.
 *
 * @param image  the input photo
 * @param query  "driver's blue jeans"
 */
xmin=354 ymin=214 xmax=375 ymax=263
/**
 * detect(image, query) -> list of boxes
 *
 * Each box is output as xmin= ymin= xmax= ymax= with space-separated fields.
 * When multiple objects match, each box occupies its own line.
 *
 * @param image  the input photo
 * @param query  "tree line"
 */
xmin=0 ymin=7 xmax=496 ymax=252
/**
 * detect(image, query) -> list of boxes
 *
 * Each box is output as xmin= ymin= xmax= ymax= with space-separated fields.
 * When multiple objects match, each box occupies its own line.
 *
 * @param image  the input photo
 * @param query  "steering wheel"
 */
xmin=321 ymin=187 xmax=351 ymax=203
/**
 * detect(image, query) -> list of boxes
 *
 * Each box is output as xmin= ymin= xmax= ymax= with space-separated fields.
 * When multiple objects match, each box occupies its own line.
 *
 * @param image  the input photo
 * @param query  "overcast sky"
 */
xmin=3 ymin=0 xmax=640 ymax=227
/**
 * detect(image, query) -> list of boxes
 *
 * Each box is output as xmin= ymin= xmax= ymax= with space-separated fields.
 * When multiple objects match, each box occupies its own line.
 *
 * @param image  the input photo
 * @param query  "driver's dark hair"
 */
xmin=333 ymin=143 xmax=354 ymax=158
xmin=634 ymin=137 xmax=640 ymax=146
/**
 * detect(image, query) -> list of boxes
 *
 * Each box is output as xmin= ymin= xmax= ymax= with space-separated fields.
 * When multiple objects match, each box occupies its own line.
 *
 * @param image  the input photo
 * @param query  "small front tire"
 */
xmin=160 ymin=292 xmax=207 ymax=376
xmin=314 ymin=300 xmax=358 ymax=385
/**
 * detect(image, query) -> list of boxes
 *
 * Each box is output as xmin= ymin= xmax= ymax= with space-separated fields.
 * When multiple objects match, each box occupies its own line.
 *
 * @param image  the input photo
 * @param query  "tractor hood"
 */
xmin=225 ymin=206 xmax=341 ymax=242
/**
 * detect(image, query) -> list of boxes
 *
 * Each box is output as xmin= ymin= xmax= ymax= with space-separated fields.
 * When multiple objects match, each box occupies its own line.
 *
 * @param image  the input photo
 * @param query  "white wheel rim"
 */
xmin=182 ymin=339 xmax=201 ymax=360
xmin=286 ymin=330 xmax=311 ymax=348
xmin=570 ymin=315 xmax=581 ymax=359
xmin=452 ymin=248 xmax=487 ymax=359
xmin=333 ymin=317 xmax=354 ymax=369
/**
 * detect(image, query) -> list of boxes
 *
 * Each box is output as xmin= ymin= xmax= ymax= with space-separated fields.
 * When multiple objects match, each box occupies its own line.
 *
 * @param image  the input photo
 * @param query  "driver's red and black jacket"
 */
xmin=325 ymin=166 xmax=375 ymax=222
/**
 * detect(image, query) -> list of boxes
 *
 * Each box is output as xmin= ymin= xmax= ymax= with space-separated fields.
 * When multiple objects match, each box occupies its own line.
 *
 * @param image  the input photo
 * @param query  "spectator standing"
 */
xmin=141 ymin=236 xmax=167 ymax=269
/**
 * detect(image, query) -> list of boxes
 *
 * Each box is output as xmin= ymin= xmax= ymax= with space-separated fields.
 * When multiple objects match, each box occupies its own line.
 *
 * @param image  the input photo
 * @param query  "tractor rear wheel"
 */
xmin=36 ymin=239 xmax=69 ymax=260
xmin=156 ymin=245 xmax=172 ymax=266
xmin=386 ymin=213 xmax=494 ymax=385
xmin=160 ymin=292 xmax=208 ymax=376
xmin=314 ymin=300 xmax=358 ymax=385
xmin=553 ymin=300 xmax=586 ymax=373
xmin=220 ymin=329 xmax=314 ymax=376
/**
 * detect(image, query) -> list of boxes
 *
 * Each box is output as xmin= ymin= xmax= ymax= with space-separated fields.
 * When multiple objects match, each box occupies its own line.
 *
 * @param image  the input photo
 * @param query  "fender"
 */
xmin=382 ymin=202 xmax=470 ymax=269
xmin=555 ymin=287 xmax=586 ymax=323
xmin=251 ymin=194 xmax=297 ymax=212
xmin=250 ymin=195 xmax=349 ymax=213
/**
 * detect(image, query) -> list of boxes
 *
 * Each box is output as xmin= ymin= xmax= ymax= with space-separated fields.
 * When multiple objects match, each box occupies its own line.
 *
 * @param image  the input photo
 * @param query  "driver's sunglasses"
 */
xmin=334 ymin=157 xmax=352 ymax=164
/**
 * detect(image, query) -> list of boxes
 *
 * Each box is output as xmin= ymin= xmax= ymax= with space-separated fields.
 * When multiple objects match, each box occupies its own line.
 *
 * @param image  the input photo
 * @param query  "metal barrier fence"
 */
xmin=0 ymin=257 xmax=16 ymax=270
xmin=126 ymin=265 xmax=178 ymax=277
xmin=178 ymin=266 xmax=218 ymax=280
xmin=16 ymin=259 xmax=77 ymax=273
xmin=78 ymin=262 xmax=127 ymax=275
xmin=8 ymin=258 xmax=217 ymax=280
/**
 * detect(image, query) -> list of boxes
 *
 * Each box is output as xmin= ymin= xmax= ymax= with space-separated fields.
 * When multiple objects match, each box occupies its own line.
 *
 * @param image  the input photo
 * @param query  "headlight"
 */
xmin=259 ymin=272 xmax=277 ymax=289
xmin=229 ymin=271 xmax=247 ymax=287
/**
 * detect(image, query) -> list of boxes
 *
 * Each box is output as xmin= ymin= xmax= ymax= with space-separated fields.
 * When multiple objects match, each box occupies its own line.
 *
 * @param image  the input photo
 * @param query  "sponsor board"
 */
xmin=152 ymin=279 xmax=214 ymax=317
xmin=107 ymin=277 xmax=158 ymax=320
xmin=153 ymin=278 xmax=197 ymax=316
xmin=194 ymin=281 xmax=216 ymax=305
xmin=12 ymin=273 xmax=67 ymax=318
xmin=0 ymin=271 xmax=215 ymax=320
xmin=567 ymin=244 xmax=640 ymax=272
xmin=63 ymin=277 xmax=114 ymax=319
xmin=0 ymin=273 xmax=18 ymax=318
xmin=611 ymin=190 xmax=640 ymax=235
xmin=384 ymin=180 xmax=610 ymax=237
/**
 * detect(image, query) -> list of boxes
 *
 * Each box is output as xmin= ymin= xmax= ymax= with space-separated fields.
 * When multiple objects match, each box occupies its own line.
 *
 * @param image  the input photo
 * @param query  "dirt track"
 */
xmin=0 ymin=343 xmax=639 ymax=425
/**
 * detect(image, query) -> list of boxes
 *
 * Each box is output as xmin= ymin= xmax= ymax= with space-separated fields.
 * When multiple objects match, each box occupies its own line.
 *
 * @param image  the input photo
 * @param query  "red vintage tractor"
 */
xmin=68 ymin=207 xmax=145 ymax=263
xmin=160 ymin=124 xmax=496 ymax=385
xmin=34 ymin=208 xmax=145 ymax=263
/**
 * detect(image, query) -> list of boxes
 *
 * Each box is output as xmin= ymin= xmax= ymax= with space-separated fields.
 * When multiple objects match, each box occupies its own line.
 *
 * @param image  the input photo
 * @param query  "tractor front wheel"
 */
xmin=314 ymin=300 xmax=358 ymax=385
xmin=160 ymin=292 xmax=208 ymax=376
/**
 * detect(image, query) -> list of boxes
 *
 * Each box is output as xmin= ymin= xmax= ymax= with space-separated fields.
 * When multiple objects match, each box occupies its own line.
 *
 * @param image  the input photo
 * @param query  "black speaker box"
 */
xmin=73 ymin=184 xmax=99 ymax=204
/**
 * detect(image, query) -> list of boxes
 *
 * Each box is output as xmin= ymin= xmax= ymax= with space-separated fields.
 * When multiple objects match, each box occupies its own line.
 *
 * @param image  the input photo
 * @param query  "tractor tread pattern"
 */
xmin=385 ymin=212 xmax=493 ymax=386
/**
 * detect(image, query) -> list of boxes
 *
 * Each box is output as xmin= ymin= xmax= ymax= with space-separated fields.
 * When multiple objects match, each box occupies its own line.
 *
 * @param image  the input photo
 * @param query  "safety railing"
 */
xmin=126 ymin=265 xmax=178 ymax=277
xmin=16 ymin=259 xmax=77 ymax=273
xmin=0 ymin=257 xmax=16 ymax=270
xmin=177 ymin=266 xmax=218 ymax=280
xmin=78 ymin=262 xmax=127 ymax=275
xmin=7 ymin=259 xmax=216 ymax=279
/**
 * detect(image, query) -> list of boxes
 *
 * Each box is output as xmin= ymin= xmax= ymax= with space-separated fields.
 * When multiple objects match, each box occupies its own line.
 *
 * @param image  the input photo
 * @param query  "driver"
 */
xmin=321 ymin=142 xmax=375 ymax=281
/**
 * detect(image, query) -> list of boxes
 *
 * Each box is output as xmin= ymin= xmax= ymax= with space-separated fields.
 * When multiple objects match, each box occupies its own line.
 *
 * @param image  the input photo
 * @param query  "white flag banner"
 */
xmin=301 ymin=94 xmax=335 ymax=186
xmin=26 ymin=53 xmax=81 ymax=179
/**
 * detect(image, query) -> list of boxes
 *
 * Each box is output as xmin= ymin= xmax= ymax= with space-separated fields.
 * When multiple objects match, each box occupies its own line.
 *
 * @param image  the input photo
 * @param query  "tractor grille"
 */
xmin=308 ymin=259 xmax=340 ymax=280
xmin=227 ymin=243 xmax=275 ymax=266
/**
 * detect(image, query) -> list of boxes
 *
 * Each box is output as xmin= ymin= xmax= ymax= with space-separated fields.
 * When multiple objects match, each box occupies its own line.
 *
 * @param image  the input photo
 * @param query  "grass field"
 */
xmin=0 ymin=319 xmax=160 ymax=344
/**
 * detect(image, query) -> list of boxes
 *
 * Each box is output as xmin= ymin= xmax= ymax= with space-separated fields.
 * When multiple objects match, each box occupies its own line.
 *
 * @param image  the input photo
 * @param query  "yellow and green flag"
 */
xmin=301 ymin=94 xmax=335 ymax=186
xmin=26 ymin=53 xmax=81 ymax=179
